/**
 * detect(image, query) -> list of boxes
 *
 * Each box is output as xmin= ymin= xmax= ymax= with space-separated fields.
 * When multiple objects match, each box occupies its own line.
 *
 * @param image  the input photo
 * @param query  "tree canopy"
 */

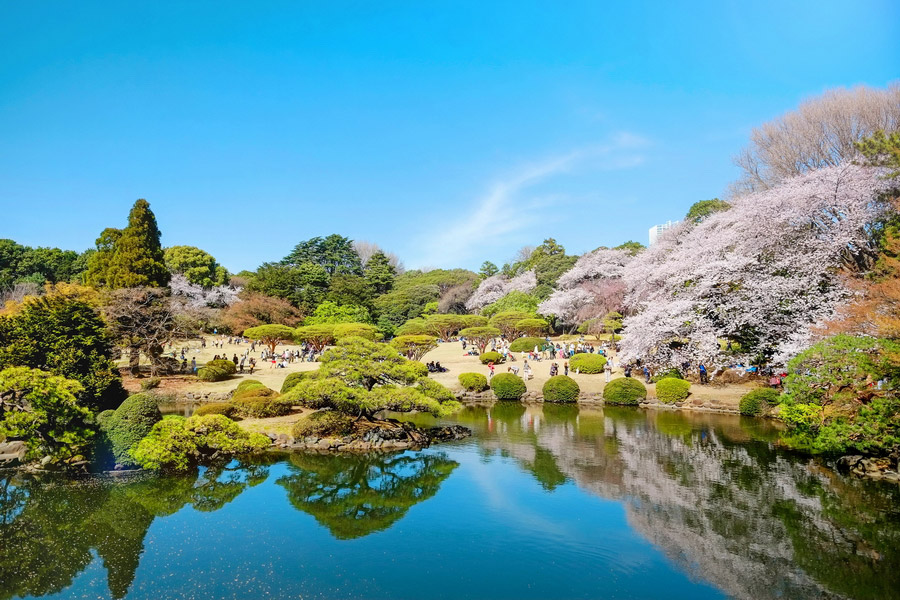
xmin=281 ymin=336 xmax=460 ymax=419
xmin=243 ymin=324 xmax=296 ymax=354
xmin=283 ymin=234 xmax=362 ymax=276
xmin=163 ymin=245 xmax=228 ymax=287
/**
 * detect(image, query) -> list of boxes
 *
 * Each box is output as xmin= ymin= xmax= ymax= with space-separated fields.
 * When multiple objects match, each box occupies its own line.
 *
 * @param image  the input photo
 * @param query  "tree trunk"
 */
xmin=129 ymin=346 xmax=141 ymax=377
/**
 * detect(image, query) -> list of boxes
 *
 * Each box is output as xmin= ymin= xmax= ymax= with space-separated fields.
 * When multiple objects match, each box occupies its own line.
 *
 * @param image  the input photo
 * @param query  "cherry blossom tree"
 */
xmin=619 ymin=164 xmax=894 ymax=367
xmin=465 ymin=270 xmax=537 ymax=312
xmin=169 ymin=274 xmax=240 ymax=308
xmin=538 ymin=248 xmax=632 ymax=328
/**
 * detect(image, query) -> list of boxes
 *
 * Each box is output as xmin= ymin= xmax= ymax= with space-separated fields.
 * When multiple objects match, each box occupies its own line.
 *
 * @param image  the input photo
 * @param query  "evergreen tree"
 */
xmin=283 ymin=234 xmax=362 ymax=276
xmin=364 ymin=250 xmax=396 ymax=294
xmin=85 ymin=200 xmax=168 ymax=289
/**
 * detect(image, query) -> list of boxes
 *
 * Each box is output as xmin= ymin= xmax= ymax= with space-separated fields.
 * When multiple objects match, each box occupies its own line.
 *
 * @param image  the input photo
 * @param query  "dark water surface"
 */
xmin=2 ymin=405 xmax=899 ymax=600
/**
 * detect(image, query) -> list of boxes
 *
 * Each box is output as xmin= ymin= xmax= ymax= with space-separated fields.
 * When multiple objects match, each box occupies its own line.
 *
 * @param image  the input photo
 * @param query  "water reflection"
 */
xmin=2 ymin=405 xmax=899 ymax=600
xmin=276 ymin=452 xmax=458 ymax=539
xmin=448 ymin=404 xmax=900 ymax=600
xmin=0 ymin=459 xmax=274 ymax=600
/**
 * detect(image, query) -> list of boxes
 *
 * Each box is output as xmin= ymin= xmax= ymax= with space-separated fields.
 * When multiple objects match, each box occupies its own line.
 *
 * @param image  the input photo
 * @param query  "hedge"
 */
xmin=479 ymin=351 xmax=505 ymax=365
xmin=194 ymin=402 xmax=238 ymax=418
xmin=542 ymin=375 xmax=580 ymax=403
xmin=739 ymin=388 xmax=781 ymax=416
xmin=656 ymin=377 xmax=691 ymax=404
xmin=292 ymin=410 xmax=355 ymax=439
xmin=458 ymin=372 xmax=489 ymax=392
xmin=491 ymin=373 xmax=527 ymax=401
xmin=602 ymin=378 xmax=647 ymax=405
xmin=509 ymin=337 xmax=546 ymax=353
xmin=569 ymin=353 xmax=607 ymax=374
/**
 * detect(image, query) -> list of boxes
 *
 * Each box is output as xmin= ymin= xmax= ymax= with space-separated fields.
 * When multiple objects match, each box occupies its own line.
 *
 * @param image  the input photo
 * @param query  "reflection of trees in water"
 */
xmin=471 ymin=404 xmax=900 ymax=600
xmin=276 ymin=452 xmax=458 ymax=539
xmin=0 ymin=460 xmax=272 ymax=600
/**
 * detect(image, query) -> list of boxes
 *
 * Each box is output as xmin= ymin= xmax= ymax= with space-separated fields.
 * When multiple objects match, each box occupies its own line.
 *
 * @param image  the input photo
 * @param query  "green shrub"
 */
xmin=232 ymin=380 xmax=276 ymax=401
xmin=281 ymin=371 xmax=309 ymax=393
xmin=491 ymin=373 xmax=527 ymax=401
xmin=569 ymin=353 xmax=607 ymax=374
xmin=232 ymin=396 xmax=292 ymax=418
xmin=656 ymin=377 xmax=691 ymax=404
xmin=100 ymin=393 xmax=163 ymax=467
xmin=509 ymin=337 xmax=546 ymax=353
xmin=479 ymin=351 xmax=505 ymax=364
xmin=140 ymin=376 xmax=162 ymax=390
xmin=130 ymin=414 xmax=270 ymax=471
xmin=197 ymin=365 xmax=229 ymax=382
xmin=458 ymin=372 xmax=489 ymax=392
xmin=542 ymin=375 xmax=580 ymax=403
xmin=96 ymin=409 xmax=115 ymax=428
xmin=292 ymin=410 xmax=355 ymax=439
xmin=777 ymin=335 xmax=900 ymax=455
xmin=194 ymin=402 xmax=238 ymax=418
xmin=740 ymin=388 xmax=780 ymax=416
xmin=603 ymin=378 xmax=647 ymax=405
xmin=207 ymin=359 xmax=237 ymax=375
xmin=650 ymin=368 xmax=683 ymax=383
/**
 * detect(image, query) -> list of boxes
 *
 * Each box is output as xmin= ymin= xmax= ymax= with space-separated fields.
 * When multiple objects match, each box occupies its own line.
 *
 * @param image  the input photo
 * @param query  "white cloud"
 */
xmin=411 ymin=134 xmax=648 ymax=269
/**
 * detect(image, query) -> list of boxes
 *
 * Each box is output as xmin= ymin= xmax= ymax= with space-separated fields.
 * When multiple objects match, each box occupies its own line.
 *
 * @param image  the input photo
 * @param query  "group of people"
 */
xmin=426 ymin=361 xmax=447 ymax=373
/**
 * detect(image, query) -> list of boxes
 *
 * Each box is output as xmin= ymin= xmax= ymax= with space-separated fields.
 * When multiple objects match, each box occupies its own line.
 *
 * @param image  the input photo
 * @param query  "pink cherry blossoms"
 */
xmin=618 ymin=164 xmax=893 ymax=367
xmin=169 ymin=274 xmax=241 ymax=308
xmin=465 ymin=270 xmax=537 ymax=311
xmin=538 ymin=248 xmax=633 ymax=326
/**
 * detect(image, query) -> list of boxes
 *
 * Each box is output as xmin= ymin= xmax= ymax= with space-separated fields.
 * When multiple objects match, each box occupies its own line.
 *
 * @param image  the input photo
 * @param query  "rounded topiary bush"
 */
xmin=232 ymin=380 xmax=276 ymax=401
xmin=101 ymin=393 xmax=163 ymax=467
xmin=542 ymin=375 xmax=580 ymax=403
xmin=569 ymin=353 xmax=607 ymax=374
xmin=207 ymin=359 xmax=237 ymax=375
xmin=656 ymin=377 xmax=692 ymax=404
xmin=194 ymin=402 xmax=238 ymax=418
xmin=458 ymin=372 xmax=489 ymax=392
xmin=197 ymin=365 xmax=230 ymax=382
xmin=739 ymin=388 xmax=781 ymax=416
xmin=480 ymin=351 xmax=505 ymax=365
xmin=509 ymin=337 xmax=545 ymax=353
xmin=490 ymin=373 xmax=527 ymax=401
xmin=281 ymin=371 xmax=309 ymax=394
xmin=603 ymin=378 xmax=647 ymax=405
xmin=232 ymin=397 xmax=292 ymax=418
xmin=292 ymin=410 xmax=355 ymax=439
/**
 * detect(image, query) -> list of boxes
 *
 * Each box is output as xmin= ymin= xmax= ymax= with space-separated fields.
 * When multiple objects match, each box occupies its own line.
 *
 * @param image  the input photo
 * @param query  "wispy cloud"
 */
xmin=412 ymin=133 xmax=648 ymax=268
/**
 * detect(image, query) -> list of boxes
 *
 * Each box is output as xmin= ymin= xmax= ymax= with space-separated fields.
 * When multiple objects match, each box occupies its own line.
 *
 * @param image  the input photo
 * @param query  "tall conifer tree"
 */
xmin=85 ymin=200 xmax=169 ymax=288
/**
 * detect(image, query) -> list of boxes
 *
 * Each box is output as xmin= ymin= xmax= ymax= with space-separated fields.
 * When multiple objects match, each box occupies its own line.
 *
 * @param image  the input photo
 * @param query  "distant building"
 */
xmin=648 ymin=220 xmax=679 ymax=245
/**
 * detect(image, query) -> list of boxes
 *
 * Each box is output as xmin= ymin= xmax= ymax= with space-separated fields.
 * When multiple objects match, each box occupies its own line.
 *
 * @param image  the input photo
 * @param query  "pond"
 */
xmin=2 ymin=404 xmax=899 ymax=600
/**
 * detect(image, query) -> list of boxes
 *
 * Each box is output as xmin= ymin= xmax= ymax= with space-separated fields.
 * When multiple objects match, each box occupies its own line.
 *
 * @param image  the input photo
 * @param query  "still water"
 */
xmin=2 ymin=404 xmax=899 ymax=600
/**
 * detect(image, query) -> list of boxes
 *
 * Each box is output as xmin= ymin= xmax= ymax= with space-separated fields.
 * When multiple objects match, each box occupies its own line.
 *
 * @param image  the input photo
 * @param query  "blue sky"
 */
xmin=1 ymin=1 xmax=897 ymax=273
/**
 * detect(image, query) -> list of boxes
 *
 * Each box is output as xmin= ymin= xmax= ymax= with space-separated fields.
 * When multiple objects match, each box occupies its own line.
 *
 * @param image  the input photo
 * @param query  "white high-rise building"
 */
xmin=648 ymin=220 xmax=679 ymax=245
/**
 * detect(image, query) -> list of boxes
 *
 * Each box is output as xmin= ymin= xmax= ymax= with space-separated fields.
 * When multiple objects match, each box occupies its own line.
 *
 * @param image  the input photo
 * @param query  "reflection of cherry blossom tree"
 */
xmin=465 ymin=270 xmax=537 ymax=311
xmin=620 ymin=164 xmax=894 ymax=366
